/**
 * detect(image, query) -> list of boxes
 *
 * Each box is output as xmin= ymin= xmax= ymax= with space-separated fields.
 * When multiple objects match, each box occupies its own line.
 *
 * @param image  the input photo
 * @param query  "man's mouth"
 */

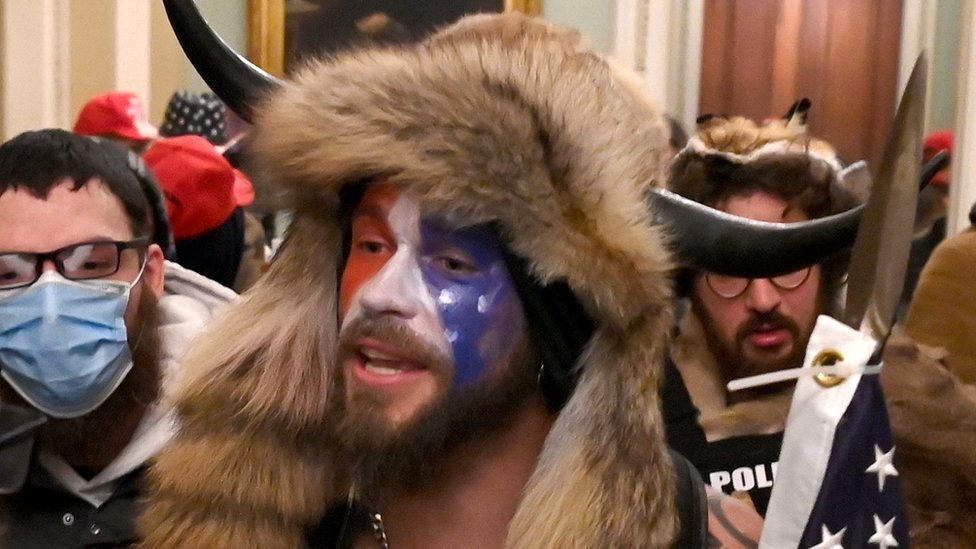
xmin=352 ymin=339 xmax=426 ymax=385
xmin=746 ymin=324 xmax=790 ymax=348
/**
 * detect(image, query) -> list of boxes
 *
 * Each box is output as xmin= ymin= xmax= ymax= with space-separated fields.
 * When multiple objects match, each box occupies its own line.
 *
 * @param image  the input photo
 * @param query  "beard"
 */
xmin=695 ymin=303 xmax=811 ymax=388
xmin=330 ymin=315 xmax=537 ymax=500
xmin=1 ymin=287 xmax=163 ymax=476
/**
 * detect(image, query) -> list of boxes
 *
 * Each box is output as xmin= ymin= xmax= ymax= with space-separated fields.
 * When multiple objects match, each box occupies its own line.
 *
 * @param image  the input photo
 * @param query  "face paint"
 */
xmin=420 ymin=220 xmax=526 ymax=386
xmin=339 ymin=183 xmax=527 ymax=389
xmin=339 ymin=184 xmax=449 ymax=360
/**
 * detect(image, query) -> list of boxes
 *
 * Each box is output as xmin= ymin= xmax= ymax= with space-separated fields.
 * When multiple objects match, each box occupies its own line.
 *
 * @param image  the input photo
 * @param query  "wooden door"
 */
xmin=699 ymin=0 xmax=903 ymax=172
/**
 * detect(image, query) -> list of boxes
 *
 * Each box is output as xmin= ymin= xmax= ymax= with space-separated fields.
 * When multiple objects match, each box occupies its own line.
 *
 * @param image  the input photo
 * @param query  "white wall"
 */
xmin=183 ymin=0 xmax=247 ymax=92
xmin=1 ymin=0 xmax=70 ymax=138
xmin=931 ymin=0 xmax=964 ymax=131
xmin=544 ymin=0 xmax=614 ymax=53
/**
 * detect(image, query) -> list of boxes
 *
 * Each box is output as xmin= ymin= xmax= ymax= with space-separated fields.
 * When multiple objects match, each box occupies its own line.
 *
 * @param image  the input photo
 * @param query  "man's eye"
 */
xmin=435 ymin=255 xmax=477 ymax=275
xmin=355 ymin=239 xmax=387 ymax=254
xmin=78 ymin=260 xmax=112 ymax=272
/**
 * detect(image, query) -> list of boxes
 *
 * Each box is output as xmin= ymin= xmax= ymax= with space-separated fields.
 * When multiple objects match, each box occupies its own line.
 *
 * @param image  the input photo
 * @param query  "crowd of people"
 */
xmin=70 ymin=89 xmax=270 ymax=295
xmin=0 ymin=6 xmax=971 ymax=549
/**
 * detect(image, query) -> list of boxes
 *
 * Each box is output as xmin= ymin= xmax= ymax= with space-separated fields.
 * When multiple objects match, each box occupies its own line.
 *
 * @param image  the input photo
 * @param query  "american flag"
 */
xmin=760 ymin=315 xmax=910 ymax=549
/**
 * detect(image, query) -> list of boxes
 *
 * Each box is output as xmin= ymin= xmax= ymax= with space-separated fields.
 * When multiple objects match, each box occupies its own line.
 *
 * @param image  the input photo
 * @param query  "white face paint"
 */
xmin=339 ymin=189 xmax=451 ymax=358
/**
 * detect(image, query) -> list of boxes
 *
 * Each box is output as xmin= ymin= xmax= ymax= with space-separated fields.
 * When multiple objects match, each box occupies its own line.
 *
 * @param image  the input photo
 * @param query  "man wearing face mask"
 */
xmin=0 ymin=129 xmax=235 ymax=547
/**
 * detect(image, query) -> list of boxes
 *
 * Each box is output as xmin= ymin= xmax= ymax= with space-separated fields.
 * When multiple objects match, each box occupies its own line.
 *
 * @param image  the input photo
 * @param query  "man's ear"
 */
xmin=143 ymin=243 xmax=165 ymax=299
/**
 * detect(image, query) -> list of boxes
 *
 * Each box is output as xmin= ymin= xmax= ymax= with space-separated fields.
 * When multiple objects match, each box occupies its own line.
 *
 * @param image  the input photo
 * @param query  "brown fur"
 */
xmin=140 ymin=13 xmax=677 ymax=548
xmin=881 ymin=334 xmax=976 ymax=546
xmin=905 ymin=227 xmax=976 ymax=383
xmin=693 ymin=113 xmax=837 ymax=161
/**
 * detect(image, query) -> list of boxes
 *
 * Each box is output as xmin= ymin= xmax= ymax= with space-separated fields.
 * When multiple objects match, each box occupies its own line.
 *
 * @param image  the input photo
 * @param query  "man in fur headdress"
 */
xmin=666 ymin=103 xmax=865 ymax=515
xmin=144 ymin=3 xmax=866 ymax=547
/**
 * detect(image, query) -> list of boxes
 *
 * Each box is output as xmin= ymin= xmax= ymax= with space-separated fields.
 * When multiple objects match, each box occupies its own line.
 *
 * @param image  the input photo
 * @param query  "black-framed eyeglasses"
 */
xmin=704 ymin=267 xmax=813 ymax=299
xmin=0 ymin=237 xmax=149 ymax=290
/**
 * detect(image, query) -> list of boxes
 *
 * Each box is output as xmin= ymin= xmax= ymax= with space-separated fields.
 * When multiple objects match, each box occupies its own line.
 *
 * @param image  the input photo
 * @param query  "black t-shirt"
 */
xmin=660 ymin=356 xmax=709 ymax=463
xmin=690 ymin=432 xmax=783 ymax=516
xmin=660 ymin=357 xmax=784 ymax=516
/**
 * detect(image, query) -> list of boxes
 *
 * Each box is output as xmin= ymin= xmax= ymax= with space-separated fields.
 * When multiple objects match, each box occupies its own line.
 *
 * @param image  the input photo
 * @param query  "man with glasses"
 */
xmin=665 ymin=107 xmax=864 ymax=518
xmin=0 ymin=129 xmax=234 ymax=547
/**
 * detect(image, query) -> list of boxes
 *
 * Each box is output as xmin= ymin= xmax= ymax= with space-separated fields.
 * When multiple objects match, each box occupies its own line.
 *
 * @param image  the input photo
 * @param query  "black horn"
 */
xmin=163 ymin=0 xmax=282 ymax=122
xmin=653 ymin=152 xmax=948 ymax=279
xmin=919 ymin=150 xmax=949 ymax=190
xmin=649 ymin=187 xmax=863 ymax=278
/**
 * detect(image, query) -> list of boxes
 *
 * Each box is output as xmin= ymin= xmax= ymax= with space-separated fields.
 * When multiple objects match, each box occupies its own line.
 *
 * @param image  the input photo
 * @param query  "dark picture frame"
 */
xmin=248 ymin=0 xmax=543 ymax=76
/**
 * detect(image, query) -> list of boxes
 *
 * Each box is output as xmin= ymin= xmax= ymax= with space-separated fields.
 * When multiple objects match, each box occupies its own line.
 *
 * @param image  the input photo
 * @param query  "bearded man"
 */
xmin=142 ymin=4 xmax=865 ymax=547
xmin=0 ymin=129 xmax=234 ymax=547
xmin=666 ymin=107 xmax=865 ymax=515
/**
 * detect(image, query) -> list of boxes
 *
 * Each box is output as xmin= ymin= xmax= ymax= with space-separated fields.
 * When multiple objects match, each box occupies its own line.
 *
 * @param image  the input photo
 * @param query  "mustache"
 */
xmin=338 ymin=316 xmax=454 ymax=378
xmin=735 ymin=309 xmax=800 ymax=343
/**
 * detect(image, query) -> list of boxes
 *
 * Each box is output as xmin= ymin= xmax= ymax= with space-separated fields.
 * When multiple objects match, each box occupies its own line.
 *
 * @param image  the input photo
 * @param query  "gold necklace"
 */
xmin=345 ymin=484 xmax=390 ymax=549
xmin=369 ymin=511 xmax=390 ymax=549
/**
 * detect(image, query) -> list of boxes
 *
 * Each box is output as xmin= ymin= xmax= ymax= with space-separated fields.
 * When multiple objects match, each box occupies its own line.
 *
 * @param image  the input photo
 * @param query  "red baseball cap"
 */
xmin=143 ymin=135 xmax=255 ymax=239
xmin=923 ymin=129 xmax=953 ymax=187
xmin=73 ymin=92 xmax=159 ymax=141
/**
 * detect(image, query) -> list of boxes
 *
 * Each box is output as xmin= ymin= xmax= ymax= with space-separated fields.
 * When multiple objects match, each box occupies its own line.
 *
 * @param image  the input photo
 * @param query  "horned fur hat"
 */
xmin=142 ymin=11 xmax=682 ymax=548
xmin=667 ymin=101 xmax=870 ymax=308
xmin=670 ymin=99 xmax=871 ymax=210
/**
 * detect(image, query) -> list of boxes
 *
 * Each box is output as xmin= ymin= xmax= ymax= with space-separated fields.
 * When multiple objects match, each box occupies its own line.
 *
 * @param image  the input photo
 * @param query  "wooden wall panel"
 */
xmin=700 ymin=0 xmax=903 ymax=172
xmin=699 ymin=0 xmax=734 ymax=114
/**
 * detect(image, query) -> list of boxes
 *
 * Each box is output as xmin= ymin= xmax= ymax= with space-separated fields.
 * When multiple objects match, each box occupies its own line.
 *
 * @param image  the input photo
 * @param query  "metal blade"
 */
xmin=842 ymin=53 xmax=927 ymax=338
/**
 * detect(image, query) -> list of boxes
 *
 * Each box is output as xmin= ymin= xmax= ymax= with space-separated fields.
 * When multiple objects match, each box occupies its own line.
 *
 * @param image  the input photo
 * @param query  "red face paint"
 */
xmin=339 ymin=183 xmax=401 ymax=319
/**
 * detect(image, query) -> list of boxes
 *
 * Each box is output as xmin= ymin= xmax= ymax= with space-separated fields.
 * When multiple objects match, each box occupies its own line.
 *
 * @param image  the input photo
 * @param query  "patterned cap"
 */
xmin=159 ymin=90 xmax=228 ymax=145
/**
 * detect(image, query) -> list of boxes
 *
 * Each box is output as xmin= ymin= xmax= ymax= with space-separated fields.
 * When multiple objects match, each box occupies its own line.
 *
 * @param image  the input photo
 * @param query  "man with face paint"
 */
xmin=141 ymin=12 xmax=691 ymax=548
xmin=331 ymin=182 xmax=546 ymax=511
xmin=141 ymin=6 xmax=863 ymax=548
xmin=0 ymin=129 xmax=234 ymax=547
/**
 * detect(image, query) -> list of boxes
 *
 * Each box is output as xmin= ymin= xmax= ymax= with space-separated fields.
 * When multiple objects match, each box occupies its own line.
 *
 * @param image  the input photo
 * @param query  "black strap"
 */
xmin=670 ymin=449 xmax=708 ymax=549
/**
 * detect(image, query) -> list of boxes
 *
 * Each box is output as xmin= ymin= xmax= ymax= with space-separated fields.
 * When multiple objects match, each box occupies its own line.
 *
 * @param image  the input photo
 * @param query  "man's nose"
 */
xmin=357 ymin=255 xmax=424 ymax=319
xmin=745 ymin=278 xmax=781 ymax=313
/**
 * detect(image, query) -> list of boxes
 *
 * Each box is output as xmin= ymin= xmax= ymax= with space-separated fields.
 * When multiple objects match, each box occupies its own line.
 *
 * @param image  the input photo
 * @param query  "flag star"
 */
xmin=810 ymin=525 xmax=846 ymax=549
xmin=868 ymin=515 xmax=898 ymax=548
xmin=865 ymin=445 xmax=899 ymax=491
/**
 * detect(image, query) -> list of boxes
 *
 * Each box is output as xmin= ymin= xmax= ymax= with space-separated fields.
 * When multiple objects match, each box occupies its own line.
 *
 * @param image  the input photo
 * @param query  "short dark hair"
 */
xmin=0 ymin=129 xmax=150 ymax=237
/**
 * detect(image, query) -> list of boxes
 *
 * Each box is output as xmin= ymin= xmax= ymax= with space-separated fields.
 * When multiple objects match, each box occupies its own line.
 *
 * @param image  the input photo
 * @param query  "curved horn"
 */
xmin=919 ymin=150 xmax=949 ymax=190
xmin=651 ymin=150 xmax=946 ymax=279
xmin=649 ymin=187 xmax=864 ymax=278
xmin=163 ymin=0 xmax=282 ymax=122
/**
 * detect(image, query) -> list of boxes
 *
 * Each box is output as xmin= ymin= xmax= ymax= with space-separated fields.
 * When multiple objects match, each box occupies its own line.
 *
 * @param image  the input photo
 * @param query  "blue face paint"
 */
xmin=419 ymin=221 xmax=526 ymax=387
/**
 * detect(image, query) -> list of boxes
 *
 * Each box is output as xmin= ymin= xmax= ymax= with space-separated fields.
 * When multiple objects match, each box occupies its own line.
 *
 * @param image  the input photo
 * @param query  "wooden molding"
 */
xmin=247 ymin=0 xmax=284 ymax=76
xmin=506 ymin=0 xmax=543 ymax=16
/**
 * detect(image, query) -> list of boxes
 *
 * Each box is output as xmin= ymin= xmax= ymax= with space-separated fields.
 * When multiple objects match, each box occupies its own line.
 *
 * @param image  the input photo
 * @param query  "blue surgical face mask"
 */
xmin=0 ymin=269 xmax=141 ymax=418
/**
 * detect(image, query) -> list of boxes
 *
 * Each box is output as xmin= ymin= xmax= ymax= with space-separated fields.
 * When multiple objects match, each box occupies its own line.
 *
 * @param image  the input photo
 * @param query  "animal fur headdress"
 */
xmin=141 ymin=11 xmax=682 ymax=548
xmin=670 ymin=100 xmax=871 ymax=213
